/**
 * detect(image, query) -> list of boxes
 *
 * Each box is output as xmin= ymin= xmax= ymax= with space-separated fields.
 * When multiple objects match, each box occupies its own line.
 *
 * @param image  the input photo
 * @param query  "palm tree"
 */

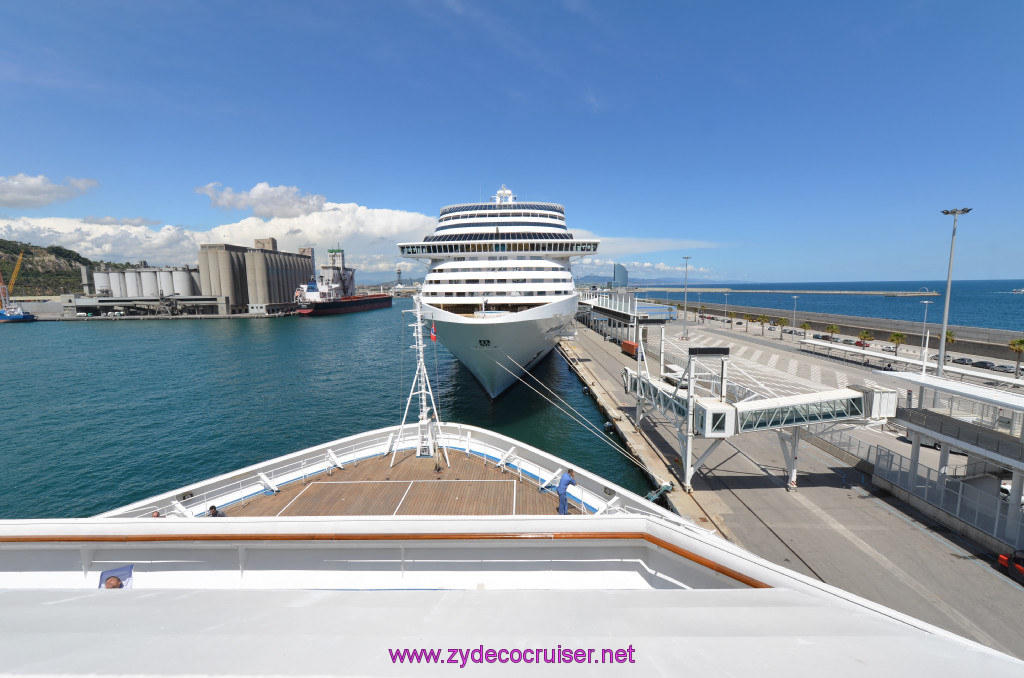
xmin=727 ymin=311 xmax=736 ymax=328
xmin=757 ymin=314 xmax=770 ymax=336
xmin=889 ymin=332 xmax=905 ymax=359
xmin=825 ymin=324 xmax=839 ymax=342
xmin=744 ymin=314 xmax=754 ymax=333
xmin=946 ymin=330 xmax=956 ymax=345
xmin=698 ymin=305 xmax=706 ymax=323
xmin=776 ymin=316 xmax=789 ymax=339
xmin=858 ymin=330 xmax=874 ymax=345
xmin=800 ymin=322 xmax=811 ymax=337
xmin=1009 ymin=338 xmax=1024 ymax=378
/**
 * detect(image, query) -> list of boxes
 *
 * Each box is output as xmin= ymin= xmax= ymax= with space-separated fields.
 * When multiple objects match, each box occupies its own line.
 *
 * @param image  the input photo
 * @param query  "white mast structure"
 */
xmin=392 ymin=295 xmax=449 ymax=470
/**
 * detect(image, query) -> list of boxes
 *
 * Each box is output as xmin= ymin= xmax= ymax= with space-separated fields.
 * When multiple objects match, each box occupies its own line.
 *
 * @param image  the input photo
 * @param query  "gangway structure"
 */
xmin=882 ymin=371 xmax=1024 ymax=548
xmin=623 ymin=342 xmax=895 ymax=493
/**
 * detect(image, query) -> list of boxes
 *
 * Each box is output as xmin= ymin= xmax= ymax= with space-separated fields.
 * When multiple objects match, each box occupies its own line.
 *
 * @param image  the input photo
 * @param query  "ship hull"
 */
xmin=0 ymin=312 xmax=35 ymax=323
xmin=424 ymin=295 xmax=577 ymax=398
xmin=297 ymin=294 xmax=392 ymax=316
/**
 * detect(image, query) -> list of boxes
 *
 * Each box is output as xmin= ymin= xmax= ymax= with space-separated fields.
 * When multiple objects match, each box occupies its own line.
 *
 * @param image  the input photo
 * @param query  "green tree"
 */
xmin=757 ymin=314 xmax=770 ymax=336
xmin=698 ymin=305 xmax=706 ymax=323
xmin=744 ymin=314 xmax=754 ymax=333
xmin=800 ymin=322 xmax=811 ymax=336
xmin=1009 ymin=338 xmax=1024 ymax=378
xmin=776 ymin=316 xmax=789 ymax=339
xmin=825 ymin=324 xmax=839 ymax=341
xmin=858 ymin=330 xmax=874 ymax=345
xmin=728 ymin=311 xmax=736 ymax=328
xmin=889 ymin=332 xmax=906 ymax=359
xmin=945 ymin=330 xmax=956 ymax=345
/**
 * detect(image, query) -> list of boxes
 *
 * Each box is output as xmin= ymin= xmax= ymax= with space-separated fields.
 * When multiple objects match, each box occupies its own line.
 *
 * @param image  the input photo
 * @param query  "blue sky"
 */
xmin=0 ymin=1 xmax=1020 ymax=283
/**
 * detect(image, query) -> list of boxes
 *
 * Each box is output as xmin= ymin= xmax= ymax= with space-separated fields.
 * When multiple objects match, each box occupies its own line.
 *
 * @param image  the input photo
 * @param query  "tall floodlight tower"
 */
xmin=936 ymin=208 xmax=971 ymax=377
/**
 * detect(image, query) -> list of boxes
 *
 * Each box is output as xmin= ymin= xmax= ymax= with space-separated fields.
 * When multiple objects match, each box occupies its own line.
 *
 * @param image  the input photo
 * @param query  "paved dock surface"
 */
xmin=562 ymin=320 xmax=1024 ymax=660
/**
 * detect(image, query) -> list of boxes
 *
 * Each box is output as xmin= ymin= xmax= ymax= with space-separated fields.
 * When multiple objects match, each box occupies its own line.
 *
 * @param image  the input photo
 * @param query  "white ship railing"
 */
xmin=98 ymin=423 xmax=697 ymax=527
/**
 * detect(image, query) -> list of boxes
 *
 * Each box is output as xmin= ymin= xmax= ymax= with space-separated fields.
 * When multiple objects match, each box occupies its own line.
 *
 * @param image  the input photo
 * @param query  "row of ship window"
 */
xmin=422 ymin=290 xmax=567 ymax=297
xmin=435 ymin=221 xmax=568 ymax=233
xmin=401 ymin=242 xmax=597 ymax=255
xmin=426 ymin=279 xmax=568 ymax=285
xmin=438 ymin=212 xmax=566 ymax=223
xmin=425 ymin=231 xmax=572 ymax=242
xmin=439 ymin=203 xmax=565 ymax=217
xmin=437 ymin=266 xmax=561 ymax=273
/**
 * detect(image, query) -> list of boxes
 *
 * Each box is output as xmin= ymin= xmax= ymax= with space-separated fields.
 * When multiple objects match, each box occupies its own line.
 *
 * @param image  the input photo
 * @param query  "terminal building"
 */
xmin=64 ymin=238 xmax=313 ymax=318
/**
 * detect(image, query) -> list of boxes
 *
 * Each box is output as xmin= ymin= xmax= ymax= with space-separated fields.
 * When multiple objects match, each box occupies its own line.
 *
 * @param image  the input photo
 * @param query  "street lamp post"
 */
xmin=724 ymin=293 xmax=729 ymax=328
xmin=920 ymin=300 xmax=934 ymax=370
xmin=791 ymin=295 xmax=799 ymax=339
xmin=682 ymin=256 xmax=692 ymax=339
xmin=937 ymin=208 xmax=970 ymax=377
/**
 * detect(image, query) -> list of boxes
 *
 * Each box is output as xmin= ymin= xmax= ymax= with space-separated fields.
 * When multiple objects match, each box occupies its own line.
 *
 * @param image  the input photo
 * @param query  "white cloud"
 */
xmin=83 ymin=216 xmax=162 ymax=227
xmin=0 ymin=202 xmax=437 ymax=272
xmin=0 ymin=174 xmax=99 ymax=208
xmin=571 ymin=257 xmax=718 ymax=280
xmin=196 ymin=182 xmax=327 ymax=219
xmin=0 ymin=198 xmax=719 ymax=281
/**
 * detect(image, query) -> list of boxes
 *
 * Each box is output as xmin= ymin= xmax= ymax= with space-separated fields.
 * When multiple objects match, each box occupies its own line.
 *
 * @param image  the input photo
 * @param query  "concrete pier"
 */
xmin=559 ymin=320 xmax=1024 ymax=660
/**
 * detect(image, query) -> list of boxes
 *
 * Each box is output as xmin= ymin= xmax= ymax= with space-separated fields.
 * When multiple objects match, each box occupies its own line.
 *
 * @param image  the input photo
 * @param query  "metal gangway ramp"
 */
xmin=623 ymin=345 xmax=894 ymax=492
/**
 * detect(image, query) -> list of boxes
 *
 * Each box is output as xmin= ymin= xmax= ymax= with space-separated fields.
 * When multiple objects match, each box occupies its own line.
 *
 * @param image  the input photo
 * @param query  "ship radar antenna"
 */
xmin=391 ymin=295 xmax=449 ymax=470
xmin=492 ymin=185 xmax=515 ymax=204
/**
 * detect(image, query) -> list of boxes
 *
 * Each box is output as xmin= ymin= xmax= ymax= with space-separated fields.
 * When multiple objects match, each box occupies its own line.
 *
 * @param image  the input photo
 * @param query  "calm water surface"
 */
xmin=1 ymin=298 xmax=647 ymax=519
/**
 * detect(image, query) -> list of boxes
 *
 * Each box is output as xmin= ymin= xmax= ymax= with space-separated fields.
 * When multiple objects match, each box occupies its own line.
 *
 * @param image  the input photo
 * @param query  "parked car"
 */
xmin=854 ymin=340 xmax=870 ymax=347
xmin=951 ymin=357 xmax=974 ymax=365
xmin=882 ymin=346 xmax=896 ymax=353
xmin=929 ymin=354 xmax=952 ymax=362
xmin=842 ymin=339 xmax=855 ymax=345
xmin=993 ymin=364 xmax=1016 ymax=373
xmin=768 ymin=326 xmax=777 ymax=331
xmin=812 ymin=333 xmax=824 ymax=340
xmin=997 ymin=550 xmax=1024 ymax=583
xmin=735 ymin=321 xmax=743 ymax=326
xmin=973 ymin=361 xmax=996 ymax=370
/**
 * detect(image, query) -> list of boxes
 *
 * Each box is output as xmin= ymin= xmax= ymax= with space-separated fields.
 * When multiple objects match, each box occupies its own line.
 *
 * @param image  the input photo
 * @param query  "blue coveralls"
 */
xmin=556 ymin=472 xmax=576 ymax=515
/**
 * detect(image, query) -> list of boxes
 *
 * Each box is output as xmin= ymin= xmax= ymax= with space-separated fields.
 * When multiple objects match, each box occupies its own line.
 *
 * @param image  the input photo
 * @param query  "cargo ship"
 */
xmin=294 ymin=248 xmax=392 ymax=316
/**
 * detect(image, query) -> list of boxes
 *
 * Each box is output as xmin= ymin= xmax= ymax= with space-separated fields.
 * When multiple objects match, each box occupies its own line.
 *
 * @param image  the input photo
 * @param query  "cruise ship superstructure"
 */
xmin=399 ymin=186 xmax=598 ymax=397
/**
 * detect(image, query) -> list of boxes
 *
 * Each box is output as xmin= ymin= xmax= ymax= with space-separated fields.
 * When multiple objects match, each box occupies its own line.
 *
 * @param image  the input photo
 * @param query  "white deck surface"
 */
xmin=2 ymin=588 xmax=1019 ymax=676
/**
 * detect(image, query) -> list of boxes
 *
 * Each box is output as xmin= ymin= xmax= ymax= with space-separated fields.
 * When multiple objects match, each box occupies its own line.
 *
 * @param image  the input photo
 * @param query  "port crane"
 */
xmin=0 ymin=252 xmax=24 ymax=309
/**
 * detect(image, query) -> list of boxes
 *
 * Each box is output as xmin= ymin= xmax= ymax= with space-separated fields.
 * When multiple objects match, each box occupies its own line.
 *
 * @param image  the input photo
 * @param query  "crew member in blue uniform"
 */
xmin=556 ymin=469 xmax=576 ymax=515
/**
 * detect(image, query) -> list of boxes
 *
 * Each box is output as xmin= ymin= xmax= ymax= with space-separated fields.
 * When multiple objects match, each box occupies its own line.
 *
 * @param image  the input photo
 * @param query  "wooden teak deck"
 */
xmin=227 ymin=450 xmax=578 ymax=517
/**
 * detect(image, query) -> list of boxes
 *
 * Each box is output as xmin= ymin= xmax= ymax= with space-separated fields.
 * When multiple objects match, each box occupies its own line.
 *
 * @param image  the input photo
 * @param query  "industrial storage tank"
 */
xmin=171 ymin=269 xmax=194 ymax=296
xmin=124 ymin=270 xmax=141 ymax=297
xmin=140 ymin=270 xmax=159 ymax=297
xmin=109 ymin=271 xmax=126 ymax=297
xmin=93 ymin=271 xmax=111 ymax=296
xmin=158 ymin=270 xmax=174 ymax=296
xmin=189 ymin=268 xmax=201 ymax=294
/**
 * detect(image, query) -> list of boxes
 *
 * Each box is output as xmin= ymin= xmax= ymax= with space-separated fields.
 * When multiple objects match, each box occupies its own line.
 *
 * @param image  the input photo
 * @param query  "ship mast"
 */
xmin=392 ymin=295 xmax=448 ymax=469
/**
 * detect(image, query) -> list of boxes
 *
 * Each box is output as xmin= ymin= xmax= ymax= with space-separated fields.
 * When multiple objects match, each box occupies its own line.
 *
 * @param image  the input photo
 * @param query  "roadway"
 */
xmin=566 ymin=318 xmax=1024 ymax=660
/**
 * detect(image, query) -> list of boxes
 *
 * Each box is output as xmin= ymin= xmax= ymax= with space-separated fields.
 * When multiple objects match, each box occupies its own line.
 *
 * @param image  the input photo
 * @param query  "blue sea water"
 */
xmin=0 ymin=298 xmax=647 ymax=519
xmin=638 ymin=279 xmax=1024 ymax=332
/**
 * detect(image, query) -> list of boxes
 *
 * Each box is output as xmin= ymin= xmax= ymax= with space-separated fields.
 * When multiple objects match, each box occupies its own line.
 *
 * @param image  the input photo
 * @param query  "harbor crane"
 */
xmin=0 ymin=252 xmax=24 ymax=309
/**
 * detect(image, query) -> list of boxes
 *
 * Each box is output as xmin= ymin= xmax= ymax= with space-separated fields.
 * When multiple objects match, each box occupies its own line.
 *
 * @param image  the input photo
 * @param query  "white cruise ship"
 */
xmin=399 ymin=186 xmax=598 ymax=397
